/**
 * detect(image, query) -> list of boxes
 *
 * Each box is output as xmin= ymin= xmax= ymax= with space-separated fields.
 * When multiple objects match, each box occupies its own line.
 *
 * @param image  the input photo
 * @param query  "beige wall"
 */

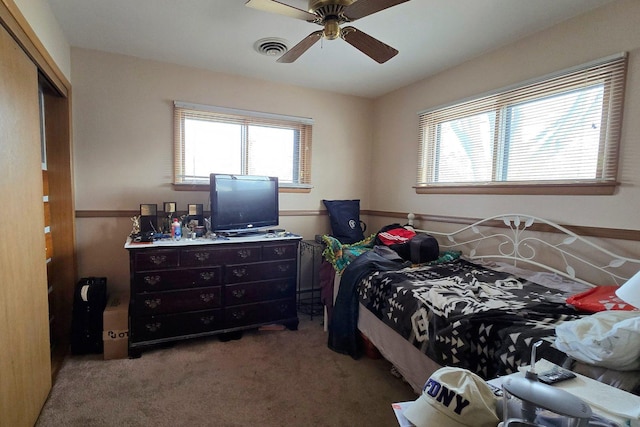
xmin=71 ymin=48 xmax=373 ymax=292
xmin=371 ymin=0 xmax=640 ymax=231
xmin=13 ymin=0 xmax=71 ymax=80
xmin=69 ymin=0 xmax=640 ymax=292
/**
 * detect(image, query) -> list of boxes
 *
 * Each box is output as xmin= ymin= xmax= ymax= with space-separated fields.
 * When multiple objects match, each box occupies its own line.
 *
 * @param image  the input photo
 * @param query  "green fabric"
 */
xmin=321 ymin=234 xmax=376 ymax=274
xmin=421 ymin=250 xmax=461 ymax=265
xmin=321 ymin=233 xmax=461 ymax=274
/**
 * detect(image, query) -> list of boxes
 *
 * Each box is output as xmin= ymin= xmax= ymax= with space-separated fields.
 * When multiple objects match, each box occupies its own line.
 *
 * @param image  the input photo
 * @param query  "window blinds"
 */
xmin=416 ymin=53 xmax=627 ymax=193
xmin=174 ymin=102 xmax=313 ymax=186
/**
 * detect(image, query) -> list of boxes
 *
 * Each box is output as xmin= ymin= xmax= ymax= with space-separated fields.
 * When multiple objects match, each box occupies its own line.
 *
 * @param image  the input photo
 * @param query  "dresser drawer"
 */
xmin=133 ymin=249 xmax=180 ymax=270
xmin=133 ymin=267 xmax=221 ymax=292
xmin=181 ymin=245 xmax=263 ymax=267
xmin=225 ymin=279 xmax=295 ymax=306
xmin=225 ymin=259 xmax=296 ymax=284
xmin=133 ymin=286 xmax=222 ymax=315
xmin=220 ymin=245 xmax=262 ymax=264
xmin=180 ymin=247 xmax=223 ymax=267
xmin=131 ymin=309 xmax=223 ymax=343
xmin=262 ymin=242 xmax=298 ymax=261
xmin=225 ymin=298 xmax=297 ymax=328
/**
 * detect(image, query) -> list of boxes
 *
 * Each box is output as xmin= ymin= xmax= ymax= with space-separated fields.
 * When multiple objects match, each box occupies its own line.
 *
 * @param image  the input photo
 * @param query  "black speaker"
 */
xmin=161 ymin=202 xmax=177 ymax=233
xmin=187 ymin=203 xmax=204 ymax=227
xmin=139 ymin=203 xmax=157 ymax=233
xmin=71 ymin=277 xmax=107 ymax=354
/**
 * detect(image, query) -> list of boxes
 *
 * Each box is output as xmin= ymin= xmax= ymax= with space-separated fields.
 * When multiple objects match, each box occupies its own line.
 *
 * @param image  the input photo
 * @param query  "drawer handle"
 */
xmin=237 ymin=249 xmax=251 ymax=259
xmin=232 ymin=310 xmax=246 ymax=320
xmin=232 ymin=267 xmax=247 ymax=278
xmin=145 ymin=322 xmax=162 ymax=332
xmin=144 ymin=275 xmax=161 ymax=286
xmin=200 ymin=315 xmax=215 ymax=325
xmin=144 ymin=298 xmax=161 ymax=309
xmin=273 ymin=247 xmax=287 ymax=256
xmin=278 ymin=265 xmax=290 ymax=273
xmin=149 ymin=255 xmax=167 ymax=265
xmin=194 ymin=252 xmax=210 ymax=261
xmin=277 ymin=283 xmax=289 ymax=293
xmin=232 ymin=289 xmax=246 ymax=299
xmin=200 ymin=293 xmax=216 ymax=303
xmin=200 ymin=271 xmax=215 ymax=281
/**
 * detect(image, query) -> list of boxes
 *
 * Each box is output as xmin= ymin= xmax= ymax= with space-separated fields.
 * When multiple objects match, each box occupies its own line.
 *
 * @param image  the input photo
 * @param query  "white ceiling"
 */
xmin=46 ymin=0 xmax=615 ymax=99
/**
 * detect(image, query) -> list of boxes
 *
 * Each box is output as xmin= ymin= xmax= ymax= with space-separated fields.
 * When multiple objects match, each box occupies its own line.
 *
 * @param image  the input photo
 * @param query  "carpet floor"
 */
xmin=36 ymin=315 xmax=416 ymax=426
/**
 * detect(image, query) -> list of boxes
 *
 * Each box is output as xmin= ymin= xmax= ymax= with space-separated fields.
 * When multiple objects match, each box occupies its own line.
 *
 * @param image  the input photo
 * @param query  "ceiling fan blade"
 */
xmin=343 ymin=0 xmax=410 ymax=21
xmin=245 ymin=0 xmax=318 ymax=21
xmin=341 ymin=26 xmax=398 ymax=63
xmin=277 ymin=31 xmax=323 ymax=63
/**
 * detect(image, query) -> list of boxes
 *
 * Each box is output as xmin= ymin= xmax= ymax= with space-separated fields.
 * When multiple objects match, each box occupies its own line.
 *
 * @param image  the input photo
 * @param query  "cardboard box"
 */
xmin=102 ymin=292 xmax=129 ymax=360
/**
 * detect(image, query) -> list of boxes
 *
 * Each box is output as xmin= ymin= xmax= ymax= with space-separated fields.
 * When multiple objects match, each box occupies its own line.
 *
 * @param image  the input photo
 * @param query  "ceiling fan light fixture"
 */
xmin=323 ymin=19 xmax=341 ymax=40
xmin=253 ymin=38 xmax=289 ymax=56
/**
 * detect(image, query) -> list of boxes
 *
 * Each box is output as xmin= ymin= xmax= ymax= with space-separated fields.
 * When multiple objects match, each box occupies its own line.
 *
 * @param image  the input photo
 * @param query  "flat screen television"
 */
xmin=210 ymin=174 xmax=279 ymax=234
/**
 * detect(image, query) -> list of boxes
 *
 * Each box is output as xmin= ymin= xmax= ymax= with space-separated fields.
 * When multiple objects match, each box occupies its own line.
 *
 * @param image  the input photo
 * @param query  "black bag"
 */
xmin=409 ymin=233 xmax=439 ymax=263
xmin=71 ymin=277 xmax=107 ymax=354
xmin=323 ymin=199 xmax=366 ymax=244
xmin=375 ymin=224 xmax=439 ymax=264
xmin=374 ymin=223 xmax=412 ymax=260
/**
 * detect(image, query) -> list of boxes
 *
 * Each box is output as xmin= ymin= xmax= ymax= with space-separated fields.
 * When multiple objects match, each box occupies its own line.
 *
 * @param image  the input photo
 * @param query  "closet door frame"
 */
xmin=1 ymin=1 xmax=76 ymax=425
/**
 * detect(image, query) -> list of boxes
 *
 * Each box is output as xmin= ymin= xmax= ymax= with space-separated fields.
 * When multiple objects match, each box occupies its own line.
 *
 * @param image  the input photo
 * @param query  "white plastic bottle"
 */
xmin=172 ymin=218 xmax=182 ymax=240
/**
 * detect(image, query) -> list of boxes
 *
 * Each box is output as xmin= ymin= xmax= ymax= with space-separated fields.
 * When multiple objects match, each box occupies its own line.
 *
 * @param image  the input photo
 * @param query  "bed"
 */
xmin=321 ymin=214 xmax=640 ymax=395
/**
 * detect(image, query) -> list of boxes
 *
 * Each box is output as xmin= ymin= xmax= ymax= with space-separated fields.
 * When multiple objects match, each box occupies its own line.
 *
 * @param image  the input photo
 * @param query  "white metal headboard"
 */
xmin=408 ymin=213 xmax=640 ymax=287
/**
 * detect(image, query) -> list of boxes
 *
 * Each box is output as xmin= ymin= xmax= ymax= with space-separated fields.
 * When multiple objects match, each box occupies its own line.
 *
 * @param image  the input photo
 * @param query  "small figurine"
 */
xmin=187 ymin=219 xmax=198 ymax=232
xmin=204 ymin=217 xmax=211 ymax=233
xmin=130 ymin=215 xmax=141 ymax=236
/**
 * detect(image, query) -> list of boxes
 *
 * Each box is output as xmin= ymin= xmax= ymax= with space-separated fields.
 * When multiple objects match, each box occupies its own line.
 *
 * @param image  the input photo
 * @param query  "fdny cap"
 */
xmin=404 ymin=367 xmax=500 ymax=427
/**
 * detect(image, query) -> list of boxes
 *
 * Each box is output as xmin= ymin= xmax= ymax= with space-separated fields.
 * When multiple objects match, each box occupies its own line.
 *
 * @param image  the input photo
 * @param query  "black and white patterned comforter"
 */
xmin=358 ymin=258 xmax=584 ymax=379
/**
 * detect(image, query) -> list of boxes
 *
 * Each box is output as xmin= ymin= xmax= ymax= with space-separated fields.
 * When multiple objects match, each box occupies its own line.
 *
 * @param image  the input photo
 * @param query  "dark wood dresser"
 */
xmin=125 ymin=235 xmax=301 ymax=357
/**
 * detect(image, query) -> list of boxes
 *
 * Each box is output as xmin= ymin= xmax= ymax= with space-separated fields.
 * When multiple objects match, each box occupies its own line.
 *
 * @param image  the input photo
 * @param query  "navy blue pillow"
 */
xmin=323 ymin=199 xmax=365 ymax=244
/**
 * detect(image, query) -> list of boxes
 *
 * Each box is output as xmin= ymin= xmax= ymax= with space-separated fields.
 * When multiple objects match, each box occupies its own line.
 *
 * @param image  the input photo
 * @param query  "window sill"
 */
xmin=414 ymin=181 xmax=618 ymax=195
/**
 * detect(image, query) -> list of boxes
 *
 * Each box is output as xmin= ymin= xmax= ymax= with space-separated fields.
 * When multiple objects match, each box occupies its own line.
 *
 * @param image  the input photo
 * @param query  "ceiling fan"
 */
xmin=245 ymin=0 xmax=410 ymax=64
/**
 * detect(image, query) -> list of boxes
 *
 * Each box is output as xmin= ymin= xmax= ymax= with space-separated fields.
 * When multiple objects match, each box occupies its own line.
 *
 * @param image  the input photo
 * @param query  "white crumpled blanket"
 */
xmin=555 ymin=311 xmax=640 ymax=371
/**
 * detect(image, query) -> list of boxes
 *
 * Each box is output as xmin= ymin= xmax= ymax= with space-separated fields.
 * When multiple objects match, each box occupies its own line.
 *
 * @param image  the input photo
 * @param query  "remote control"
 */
xmin=537 ymin=369 xmax=576 ymax=385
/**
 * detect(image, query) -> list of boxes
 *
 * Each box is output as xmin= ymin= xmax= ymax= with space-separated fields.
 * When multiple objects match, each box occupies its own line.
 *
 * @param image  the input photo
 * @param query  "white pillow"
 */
xmin=555 ymin=311 xmax=640 ymax=371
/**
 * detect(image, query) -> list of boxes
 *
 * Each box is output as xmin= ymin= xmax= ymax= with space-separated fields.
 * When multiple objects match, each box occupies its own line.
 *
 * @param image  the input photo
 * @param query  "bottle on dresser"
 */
xmin=171 ymin=218 xmax=182 ymax=240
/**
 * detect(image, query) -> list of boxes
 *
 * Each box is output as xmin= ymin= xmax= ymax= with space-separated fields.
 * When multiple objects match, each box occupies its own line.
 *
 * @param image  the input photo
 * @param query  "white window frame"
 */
xmin=174 ymin=101 xmax=313 ymax=189
xmin=416 ymin=53 xmax=627 ymax=195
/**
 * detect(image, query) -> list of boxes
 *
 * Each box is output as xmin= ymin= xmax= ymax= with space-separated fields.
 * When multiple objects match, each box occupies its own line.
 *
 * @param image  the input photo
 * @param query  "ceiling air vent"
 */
xmin=254 ymin=38 xmax=289 ymax=57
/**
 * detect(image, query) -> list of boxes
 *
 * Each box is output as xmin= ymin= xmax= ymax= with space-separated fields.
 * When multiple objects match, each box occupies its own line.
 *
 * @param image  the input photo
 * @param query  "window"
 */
xmin=174 ymin=102 xmax=313 ymax=188
xmin=417 ymin=54 xmax=627 ymax=194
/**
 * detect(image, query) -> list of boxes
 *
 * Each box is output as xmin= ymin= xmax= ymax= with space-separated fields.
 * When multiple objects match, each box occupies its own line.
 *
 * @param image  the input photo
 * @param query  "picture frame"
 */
xmin=188 ymin=204 xmax=203 ymax=215
xmin=163 ymin=202 xmax=177 ymax=214
xmin=139 ymin=203 xmax=157 ymax=217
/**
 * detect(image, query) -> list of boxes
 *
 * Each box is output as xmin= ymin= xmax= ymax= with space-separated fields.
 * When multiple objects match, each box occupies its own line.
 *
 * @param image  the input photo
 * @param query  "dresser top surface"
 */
xmin=125 ymin=233 xmax=301 ymax=250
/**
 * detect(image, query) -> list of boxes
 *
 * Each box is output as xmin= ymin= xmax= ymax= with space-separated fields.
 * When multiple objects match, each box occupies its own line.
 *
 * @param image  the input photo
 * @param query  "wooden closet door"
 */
xmin=0 ymin=23 xmax=52 ymax=427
